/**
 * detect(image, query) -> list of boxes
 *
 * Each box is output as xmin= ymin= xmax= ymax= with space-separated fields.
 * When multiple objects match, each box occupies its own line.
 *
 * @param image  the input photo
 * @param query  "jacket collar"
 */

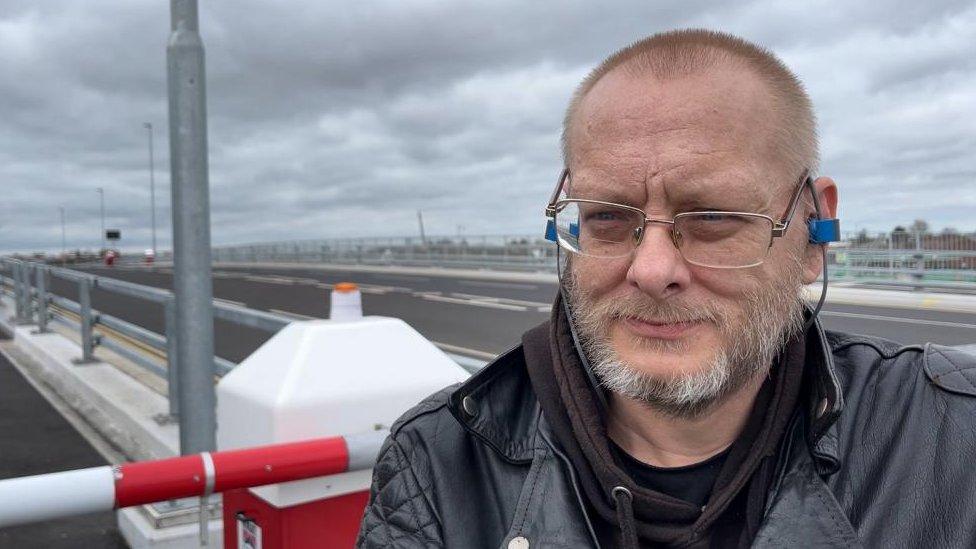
xmin=447 ymin=313 xmax=845 ymax=472
xmin=447 ymin=341 xmax=541 ymax=464
xmin=805 ymin=312 xmax=844 ymax=475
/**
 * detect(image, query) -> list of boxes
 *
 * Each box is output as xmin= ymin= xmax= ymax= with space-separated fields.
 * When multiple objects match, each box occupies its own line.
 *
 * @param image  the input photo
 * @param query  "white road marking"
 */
xmin=244 ymin=275 xmax=295 ymax=285
xmin=355 ymin=283 xmax=397 ymax=295
xmin=413 ymin=291 xmax=442 ymax=297
xmin=291 ymin=277 xmax=327 ymax=285
xmin=430 ymin=340 xmax=497 ymax=360
xmin=214 ymin=297 xmax=246 ymax=307
xmin=420 ymin=293 xmax=528 ymax=311
xmin=449 ymin=292 xmax=550 ymax=308
xmin=820 ymin=310 xmax=976 ymax=330
xmin=269 ymin=309 xmax=321 ymax=320
xmin=458 ymin=280 xmax=539 ymax=291
xmin=379 ymin=275 xmax=431 ymax=283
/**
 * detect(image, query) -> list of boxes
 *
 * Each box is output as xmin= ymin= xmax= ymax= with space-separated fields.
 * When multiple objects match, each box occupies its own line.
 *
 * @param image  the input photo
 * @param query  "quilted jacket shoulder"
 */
xmin=356 ymin=385 xmax=458 ymax=548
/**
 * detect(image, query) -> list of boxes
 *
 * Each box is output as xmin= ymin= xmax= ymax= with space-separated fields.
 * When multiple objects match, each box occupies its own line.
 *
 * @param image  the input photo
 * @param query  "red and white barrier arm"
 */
xmin=0 ymin=431 xmax=386 ymax=528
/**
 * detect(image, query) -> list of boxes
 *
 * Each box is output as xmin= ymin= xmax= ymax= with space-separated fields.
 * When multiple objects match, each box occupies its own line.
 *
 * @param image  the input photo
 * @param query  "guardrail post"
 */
xmin=11 ymin=263 xmax=23 ymax=321
xmin=17 ymin=263 xmax=35 ymax=325
xmin=164 ymin=298 xmax=180 ymax=418
xmin=72 ymin=277 xmax=98 ymax=364
xmin=17 ymin=263 xmax=28 ymax=322
xmin=33 ymin=266 xmax=49 ymax=334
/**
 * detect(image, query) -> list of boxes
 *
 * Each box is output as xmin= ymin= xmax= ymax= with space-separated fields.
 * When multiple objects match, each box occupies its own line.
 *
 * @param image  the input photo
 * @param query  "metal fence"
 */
xmin=204 ymin=235 xmax=558 ymax=272
xmin=189 ymin=230 xmax=976 ymax=286
xmin=13 ymin=230 xmax=976 ymax=288
xmin=0 ymin=259 xmax=486 ymax=422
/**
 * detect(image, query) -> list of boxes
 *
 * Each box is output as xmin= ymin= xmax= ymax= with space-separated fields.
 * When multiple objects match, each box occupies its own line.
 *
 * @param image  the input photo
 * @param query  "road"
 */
xmin=0 ymin=349 xmax=126 ymax=548
xmin=48 ymin=264 xmax=976 ymax=367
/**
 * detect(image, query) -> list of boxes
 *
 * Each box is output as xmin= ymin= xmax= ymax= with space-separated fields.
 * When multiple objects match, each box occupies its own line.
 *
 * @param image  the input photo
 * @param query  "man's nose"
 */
xmin=625 ymin=223 xmax=692 ymax=300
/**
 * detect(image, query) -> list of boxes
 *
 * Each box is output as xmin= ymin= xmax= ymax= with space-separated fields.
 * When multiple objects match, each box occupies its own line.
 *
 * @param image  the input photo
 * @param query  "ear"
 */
xmin=801 ymin=176 xmax=839 ymax=284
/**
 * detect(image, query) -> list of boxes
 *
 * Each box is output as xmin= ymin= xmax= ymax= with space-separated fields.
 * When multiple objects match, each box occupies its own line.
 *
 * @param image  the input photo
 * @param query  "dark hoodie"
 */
xmin=523 ymin=293 xmax=806 ymax=548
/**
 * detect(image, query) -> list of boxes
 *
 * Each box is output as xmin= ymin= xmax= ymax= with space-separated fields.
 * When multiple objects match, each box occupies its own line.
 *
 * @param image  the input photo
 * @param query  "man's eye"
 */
xmin=591 ymin=211 xmax=623 ymax=221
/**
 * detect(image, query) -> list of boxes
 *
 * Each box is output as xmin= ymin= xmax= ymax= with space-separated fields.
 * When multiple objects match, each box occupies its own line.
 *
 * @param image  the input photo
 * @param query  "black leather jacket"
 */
xmin=357 ymin=319 xmax=976 ymax=548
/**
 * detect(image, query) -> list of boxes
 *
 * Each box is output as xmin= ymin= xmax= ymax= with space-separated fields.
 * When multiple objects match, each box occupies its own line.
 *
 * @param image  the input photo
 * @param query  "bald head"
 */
xmin=562 ymin=29 xmax=818 ymax=179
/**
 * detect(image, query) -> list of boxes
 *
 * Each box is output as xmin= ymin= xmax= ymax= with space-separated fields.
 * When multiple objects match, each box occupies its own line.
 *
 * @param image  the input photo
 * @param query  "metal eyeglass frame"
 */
xmin=544 ymin=168 xmax=813 ymax=269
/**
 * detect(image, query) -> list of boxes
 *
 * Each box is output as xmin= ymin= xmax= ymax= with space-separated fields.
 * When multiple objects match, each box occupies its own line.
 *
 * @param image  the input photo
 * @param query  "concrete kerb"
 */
xmin=0 ymin=294 xmax=178 ymax=461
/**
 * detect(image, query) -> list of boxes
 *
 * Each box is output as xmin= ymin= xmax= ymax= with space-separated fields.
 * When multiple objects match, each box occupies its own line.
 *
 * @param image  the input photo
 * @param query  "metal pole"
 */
xmin=167 ymin=0 xmax=216 ymax=457
xmin=164 ymin=299 xmax=180 ymax=418
xmin=417 ymin=210 xmax=426 ymax=246
xmin=34 ymin=266 xmax=49 ymax=334
xmin=59 ymin=207 xmax=67 ymax=265
xmin=73 ymin=277 xmax=97 ymax=363
xmin=144 ymin=122 xmax=158 ymax=256
xmin=887 ymin=231 xmax=893 ymax=277
xmin=97 ymin=188 xmax=105 ymax=254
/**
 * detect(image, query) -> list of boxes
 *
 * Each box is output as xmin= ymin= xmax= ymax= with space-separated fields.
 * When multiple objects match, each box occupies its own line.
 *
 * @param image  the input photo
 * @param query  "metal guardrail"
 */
xmin=0 ymin=259 xmax=488 ymax=422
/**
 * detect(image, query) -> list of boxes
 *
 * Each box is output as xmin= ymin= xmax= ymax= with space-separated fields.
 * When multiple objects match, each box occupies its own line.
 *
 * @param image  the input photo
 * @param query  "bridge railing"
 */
xmin=188 ymin=230 xmax=976 ymax=286
xmin=10 ymin=230 xmax=976 ymax=288
xmin=0 ymin=259 xmax=487 ymax=422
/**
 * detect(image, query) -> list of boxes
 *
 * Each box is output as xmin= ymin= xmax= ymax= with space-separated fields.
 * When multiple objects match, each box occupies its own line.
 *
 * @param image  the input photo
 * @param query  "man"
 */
xmin=357 ymin=29 xmax=976 ymax=548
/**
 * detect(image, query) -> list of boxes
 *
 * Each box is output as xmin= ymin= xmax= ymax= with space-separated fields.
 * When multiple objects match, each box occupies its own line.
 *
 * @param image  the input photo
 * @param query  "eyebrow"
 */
xmin=567 ymin=178 xmax=646 ymax=205
xmin=667 ymin=180 xmax=773 ymax=211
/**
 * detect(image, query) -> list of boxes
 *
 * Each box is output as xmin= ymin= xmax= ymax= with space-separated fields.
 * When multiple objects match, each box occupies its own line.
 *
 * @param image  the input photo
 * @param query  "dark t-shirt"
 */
xmin=610 ymin=440 xmax=730 ymax=508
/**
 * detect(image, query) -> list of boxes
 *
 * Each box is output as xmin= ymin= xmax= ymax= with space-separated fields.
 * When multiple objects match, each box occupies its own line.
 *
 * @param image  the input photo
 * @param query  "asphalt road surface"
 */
xmin=53 ymin=264 xmax=976 ymax=366
xmin=0 ymin=351 xmax=126 ymax=548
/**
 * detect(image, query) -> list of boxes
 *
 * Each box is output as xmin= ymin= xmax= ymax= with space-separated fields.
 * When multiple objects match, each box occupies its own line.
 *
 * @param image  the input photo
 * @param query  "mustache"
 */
xmin=574 ymin=290 xmax=726 ymax=326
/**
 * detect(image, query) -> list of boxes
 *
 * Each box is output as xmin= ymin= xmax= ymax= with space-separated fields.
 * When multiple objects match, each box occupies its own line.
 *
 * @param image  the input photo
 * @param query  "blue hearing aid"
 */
xmin=804 ymin=177 xmax=840 ymax=245
xmin=808 ymin=217 xmax=840 ymax=244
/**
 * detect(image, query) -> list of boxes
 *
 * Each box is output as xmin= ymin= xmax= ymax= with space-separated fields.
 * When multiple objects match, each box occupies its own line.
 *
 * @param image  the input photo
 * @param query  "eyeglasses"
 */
xmin=544 ymin=169 xmax=812 ymax=269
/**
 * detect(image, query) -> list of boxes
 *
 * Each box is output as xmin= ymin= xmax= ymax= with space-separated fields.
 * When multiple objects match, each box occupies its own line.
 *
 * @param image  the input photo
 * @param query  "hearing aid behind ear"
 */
xmin=808 ymin=217 xmax=840 ymax=244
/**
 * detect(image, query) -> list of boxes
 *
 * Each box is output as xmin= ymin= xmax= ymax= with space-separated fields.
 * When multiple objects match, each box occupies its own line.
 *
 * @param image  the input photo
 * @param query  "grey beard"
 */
xmin=566 ymin=257 xmax=806 ymax=419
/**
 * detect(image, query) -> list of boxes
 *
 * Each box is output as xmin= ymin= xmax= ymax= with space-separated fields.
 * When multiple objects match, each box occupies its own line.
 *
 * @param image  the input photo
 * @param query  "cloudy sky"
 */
xmin=1 ymin=0 xmax=974 ymax=254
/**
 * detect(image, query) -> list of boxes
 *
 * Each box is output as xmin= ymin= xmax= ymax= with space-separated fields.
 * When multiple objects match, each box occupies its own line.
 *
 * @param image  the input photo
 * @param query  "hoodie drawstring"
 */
xmin=612 ymin=486 xmax=639 ymax=549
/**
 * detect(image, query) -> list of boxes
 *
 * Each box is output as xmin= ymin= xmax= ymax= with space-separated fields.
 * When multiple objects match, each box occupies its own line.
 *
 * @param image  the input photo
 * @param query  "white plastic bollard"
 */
xmin=329 ymin=282 xmax=363 ymax=321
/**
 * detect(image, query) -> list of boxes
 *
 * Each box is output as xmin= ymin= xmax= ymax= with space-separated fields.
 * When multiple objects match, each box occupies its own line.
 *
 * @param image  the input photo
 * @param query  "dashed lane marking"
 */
xmin=243 ymin=275 xmax=296 ymax=285
xmin=819 ymin=310 xmax=976 ymax=330
xmin=458 ymin=280 xmax=540 ymax=291
xmin=449 ymin=292 xmax=550 ymax=309
xmin=419 ymin=293 xmax=528 ymax=312
xmin=268 ymin=309 xmax=321 ymax=321
xmin=430 ymin=340 xmax=497 ymax=360
xmin=214 ymin=297 xmax=247 ymax=307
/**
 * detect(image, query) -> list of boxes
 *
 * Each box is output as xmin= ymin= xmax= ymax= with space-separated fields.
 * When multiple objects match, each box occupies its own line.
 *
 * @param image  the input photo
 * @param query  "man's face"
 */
xmin=564 ymin=65 xmax=811 ymax=417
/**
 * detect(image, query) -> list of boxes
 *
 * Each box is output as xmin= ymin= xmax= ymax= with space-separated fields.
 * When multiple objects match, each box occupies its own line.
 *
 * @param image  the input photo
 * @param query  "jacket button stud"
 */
xmin=817 ymin=397 xmax=829 ymax=418
xmin=462 ymin=395 xmax=478 ymax=417
xmin=508 ymin=536 xmax=529 ymax=549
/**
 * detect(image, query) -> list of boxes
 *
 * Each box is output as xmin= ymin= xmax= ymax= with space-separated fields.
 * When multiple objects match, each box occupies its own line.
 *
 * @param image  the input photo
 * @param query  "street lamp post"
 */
xmin=144 ymin=122 xmax=158 ymax=256
xmin=97 ymin=187 xmax=105 ymax=253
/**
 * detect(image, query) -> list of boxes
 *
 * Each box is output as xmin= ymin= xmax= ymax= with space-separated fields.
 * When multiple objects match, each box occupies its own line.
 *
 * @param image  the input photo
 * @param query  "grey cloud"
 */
xmin=1 ymin=0 xmax=974 ymax=254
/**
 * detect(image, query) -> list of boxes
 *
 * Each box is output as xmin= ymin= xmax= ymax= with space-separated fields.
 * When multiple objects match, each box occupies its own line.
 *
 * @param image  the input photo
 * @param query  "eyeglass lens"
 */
xmin=554 ymin=201 xmax=773 ymax=268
